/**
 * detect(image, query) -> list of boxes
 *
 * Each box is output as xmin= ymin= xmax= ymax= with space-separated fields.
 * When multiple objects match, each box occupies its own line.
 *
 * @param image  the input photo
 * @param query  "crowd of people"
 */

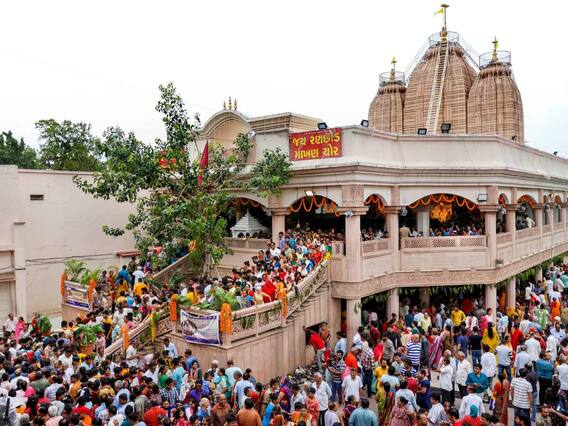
xmin=4 ymin=234 xmax=568 ymax=425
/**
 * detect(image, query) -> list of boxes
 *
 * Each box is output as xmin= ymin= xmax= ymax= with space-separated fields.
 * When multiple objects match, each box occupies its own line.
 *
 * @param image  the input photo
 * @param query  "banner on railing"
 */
xmin=180 ymin=310 xmax=220 ymax=345
xmin=64 ymin=282 xmax=90 ymax=309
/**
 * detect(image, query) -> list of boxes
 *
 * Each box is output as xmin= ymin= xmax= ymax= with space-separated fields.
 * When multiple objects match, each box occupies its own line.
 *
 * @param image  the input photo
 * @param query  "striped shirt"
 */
xmin=406 ymin=342 xmax=421 ymax=366
xmin=511 ymin=377 xmax=532 ymax=409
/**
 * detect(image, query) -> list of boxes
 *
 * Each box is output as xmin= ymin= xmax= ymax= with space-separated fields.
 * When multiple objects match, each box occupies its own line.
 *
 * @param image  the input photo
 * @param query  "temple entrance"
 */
xmin=361 ymin=195 xmax=387 ymax=239
xmin=286 ymin=195 xmax=344 ymax=238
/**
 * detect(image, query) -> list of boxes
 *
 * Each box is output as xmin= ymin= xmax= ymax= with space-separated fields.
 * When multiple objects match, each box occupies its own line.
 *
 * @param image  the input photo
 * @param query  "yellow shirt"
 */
xmin=134 ymin=282 xmax=148 ymax=297
xmin=451 ymin=310 xmax=466 ymax=326
xmin=374 ymin=365 xmax=388 ymax=381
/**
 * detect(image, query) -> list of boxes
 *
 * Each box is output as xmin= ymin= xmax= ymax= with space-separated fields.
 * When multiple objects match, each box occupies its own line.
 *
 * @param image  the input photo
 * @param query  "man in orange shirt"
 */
xmin=236 ymin=398 xmax=262 ymax=426
xmin=344 ymin=346 xmax=359 ymax=372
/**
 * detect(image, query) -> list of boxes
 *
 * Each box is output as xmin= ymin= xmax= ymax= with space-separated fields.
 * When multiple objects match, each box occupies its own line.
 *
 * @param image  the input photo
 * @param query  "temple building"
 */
xmin=368 ymin=5 xmax=524 ymax=142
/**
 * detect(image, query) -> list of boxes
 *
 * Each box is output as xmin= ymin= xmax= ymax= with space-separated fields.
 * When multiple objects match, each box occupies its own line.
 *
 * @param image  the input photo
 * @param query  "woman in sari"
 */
xmin=377 ymin=382 xmax=395 ymax=426
xmin=277 ymin=376 xmax=291 ymax=414
xmin=492 ymin=373 xmax=510 ymax=425
xmin=428 ymin=329 xmax=443 ymax=369
xmin=482 ymin=322 xmax=499 ymax=353
xmin=441 ymin=324 xmax=453 ymax=353
xmin=389 ymin=396 xmax=413 ymax=426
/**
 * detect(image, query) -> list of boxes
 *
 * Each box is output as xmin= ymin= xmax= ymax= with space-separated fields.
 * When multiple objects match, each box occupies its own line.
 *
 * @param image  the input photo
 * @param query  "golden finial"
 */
xmin=492 ymin=36 xmax=499 ymax=62
xmin=223 ymin=100 xmax=226 ymax=110
xmin=228 ymin=96 xmax=233 ymax=110
xmin=234 ymin=98 xmax=238 ymax=111
xmin=390 ymin=57 xmax=397 ymax=81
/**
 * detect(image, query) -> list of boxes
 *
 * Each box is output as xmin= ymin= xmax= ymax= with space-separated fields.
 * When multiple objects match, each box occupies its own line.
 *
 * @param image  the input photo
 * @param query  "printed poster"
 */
xmin=180 ymin=310 xmax=220 ymax=345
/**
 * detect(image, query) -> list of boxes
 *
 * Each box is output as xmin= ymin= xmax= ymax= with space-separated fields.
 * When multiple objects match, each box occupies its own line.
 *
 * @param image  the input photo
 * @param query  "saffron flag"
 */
xmin=198 ymin=141 xmax=209 ymax=185
xmin=434 ymin=7 xmax=444 ymax=15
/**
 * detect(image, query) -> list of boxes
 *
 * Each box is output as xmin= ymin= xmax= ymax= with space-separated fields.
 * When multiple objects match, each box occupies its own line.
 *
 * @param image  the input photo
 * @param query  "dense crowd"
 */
xmin=4 ymin=236 xmax=568 ymax=425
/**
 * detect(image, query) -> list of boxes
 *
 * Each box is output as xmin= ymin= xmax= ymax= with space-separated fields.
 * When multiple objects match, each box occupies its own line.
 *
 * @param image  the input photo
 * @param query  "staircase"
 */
xmin=426 ymin=40 xmax=450 ymax=134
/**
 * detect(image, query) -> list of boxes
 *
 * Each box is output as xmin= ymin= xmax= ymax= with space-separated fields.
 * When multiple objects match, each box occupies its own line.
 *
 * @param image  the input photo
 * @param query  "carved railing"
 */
xmin=331 ymin=241 xmax=344 ymax=257
xmin=362 ymin=239 xmax=390 ymax=254
xmin=104 ymin=305 xmax=172 ymax=359
xmin=229 ymin=259 xmax=329 ymax=342
xmin=543 ymin=224 xmax=552 ymax=234
xmin=225 ymin=237 xmax=271 ymax=251
xmin=517 ymin=227 xmax=539 ymax=240
xmin=554 ymin=222 xmax=565 ymax=231
xmin=152 ymin=254 xmax=192 ymax=285
xmin=496 ymin=232 xmax=513 ymax=245
xmin=401 ymin=235 xmax=486 ymax=249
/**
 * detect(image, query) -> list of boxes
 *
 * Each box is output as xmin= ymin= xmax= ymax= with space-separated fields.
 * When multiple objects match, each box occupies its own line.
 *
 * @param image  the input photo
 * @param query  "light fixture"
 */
xmin=305 ymin=190 xmax=314 ymax=197
xmin=441 ymin=123 xmax=452 ymax=133
xmin=317 ymin=122 xmax=328 ymax=130
xmin=477 ymin=193 xmax=488 ymax=203
xmin=344 ymin=210 xmax=354 ymax=218
xmin=360 ymin=119 xmax=369 ymax=127
xmin=554 ymin=151 xmax=558 ymax=156
xmin=417 ymin=128 xmax=427 ymax=135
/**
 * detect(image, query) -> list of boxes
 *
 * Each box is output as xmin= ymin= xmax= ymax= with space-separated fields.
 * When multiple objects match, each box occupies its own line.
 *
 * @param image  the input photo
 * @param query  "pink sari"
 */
xmin=428 ymin=335 xmax=443 ymax=369
xmin=14 ymin=321 xmax=26 ymax=342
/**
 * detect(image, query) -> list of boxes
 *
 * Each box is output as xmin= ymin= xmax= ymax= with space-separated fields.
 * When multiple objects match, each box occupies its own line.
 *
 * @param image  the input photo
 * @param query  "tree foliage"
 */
xmin=36 ymin=119 xmax=102 ymax=171
xmin=75 ymin=83 xmax=292 ymax=272
xmin=0 ymin=131 xmax=39 ymax=169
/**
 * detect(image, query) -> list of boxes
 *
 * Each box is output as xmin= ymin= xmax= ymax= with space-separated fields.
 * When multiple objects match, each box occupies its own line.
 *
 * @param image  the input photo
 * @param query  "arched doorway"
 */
xmin=517 ymin=195 xmax=536 ymax=229
xmin=405 ymin=193 xmax=482 ymax=237
xmin=362 ymin=194 xmax=387 ymax=239
xmin=287 ymin=195 xmax=344 ymax=238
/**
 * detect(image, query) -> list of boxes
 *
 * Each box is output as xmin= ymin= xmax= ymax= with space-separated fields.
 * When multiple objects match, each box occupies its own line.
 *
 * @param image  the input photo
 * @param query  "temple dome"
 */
xmin=368 ymin=70 xmax=406 ymax=133
xmin=467 ymin=50 xmax=524 ymax=142
xmin=403 ymin=32 xmax=477 ymax=135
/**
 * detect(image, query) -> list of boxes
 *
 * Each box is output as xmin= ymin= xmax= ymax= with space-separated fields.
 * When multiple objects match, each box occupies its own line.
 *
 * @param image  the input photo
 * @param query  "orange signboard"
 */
xmin=289 ymin=128 xmax=342 ymax=161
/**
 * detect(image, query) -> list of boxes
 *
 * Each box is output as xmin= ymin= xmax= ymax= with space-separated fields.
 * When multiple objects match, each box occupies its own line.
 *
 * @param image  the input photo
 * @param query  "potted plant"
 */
xmin=74 ymin=324 xmax=103 ymax=355
xmin=36 ymin=315 xmax=52 ymax=336
xmin=64 ymin=259 xmax=87 ymax=282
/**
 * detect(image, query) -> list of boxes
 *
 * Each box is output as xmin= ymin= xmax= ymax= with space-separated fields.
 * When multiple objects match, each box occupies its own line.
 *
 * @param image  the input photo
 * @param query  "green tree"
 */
xmin=36 ymin=119 xmax=102 ymax=171
xmin=75 ymin=83 xmax=291 ymax=272
xmin=0 ymin=131 xmax=39 ymax=169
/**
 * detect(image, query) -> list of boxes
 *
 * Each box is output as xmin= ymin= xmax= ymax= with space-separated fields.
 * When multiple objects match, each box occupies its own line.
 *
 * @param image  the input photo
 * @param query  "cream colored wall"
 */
xmin=0 ymin=167 xmax=135 ymax=317
xmin=400 ymin=248 xmax=489 ymax=270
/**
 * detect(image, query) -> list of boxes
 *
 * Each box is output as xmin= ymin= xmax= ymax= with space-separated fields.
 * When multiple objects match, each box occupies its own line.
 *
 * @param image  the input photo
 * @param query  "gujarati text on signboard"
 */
xmin=289 ymin=128 xmax=342 ymax=161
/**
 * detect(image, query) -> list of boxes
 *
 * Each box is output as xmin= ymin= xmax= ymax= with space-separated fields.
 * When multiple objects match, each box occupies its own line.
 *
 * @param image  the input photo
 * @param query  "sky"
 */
xmin=1 ymin=0 xmax=567 ymax=155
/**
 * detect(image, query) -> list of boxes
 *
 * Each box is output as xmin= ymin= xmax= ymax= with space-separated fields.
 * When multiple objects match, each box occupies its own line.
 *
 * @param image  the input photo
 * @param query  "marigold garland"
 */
xmin=364 ymin=195 xmax=385 ymax=212
xmin=233 ymin=198 xmax=261 ymax=208
xmin=170 ymin=295 xmax=178 ymax=322
xmin=408 ymin=194 xmax=478 ymax=211
xmin=88 ymin=279 xmax=96 ymax=303
xmin=288 ymin=196 xmax=341 ymax=217
xmin=60 ymin=272 xmax=68 ymax=296
xmin=278 ymin=287 xmax=288 ymax=318
xmin=122 ymin=324 xmax=129 ymax=351
xmin=219 ymin=303 xmax=233 ymax=334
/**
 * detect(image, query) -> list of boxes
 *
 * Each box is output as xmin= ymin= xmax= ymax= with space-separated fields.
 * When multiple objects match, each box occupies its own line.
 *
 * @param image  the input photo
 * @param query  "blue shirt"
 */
xmin=348 ymin=408 xmax=378 ymax=426
xmin=466 ymin=372 xmax=489 ymax=393
xmin=456 ymin=335 xmax=468 ymax=355
xmin=535 ymin=359 xmax=555 ymax=380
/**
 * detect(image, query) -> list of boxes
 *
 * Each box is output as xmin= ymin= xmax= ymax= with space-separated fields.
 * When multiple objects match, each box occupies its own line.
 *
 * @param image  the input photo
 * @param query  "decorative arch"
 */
xmin=498 ymin=193 xmax=509 ymax=206
xmin=407 ymin=193 xmax=478 ymax=211
xmin=288 ymin=195 xmax=341 ymax=217
xmin=517 ymin=194 xmax=537 ymax=208
xmin=543 ymin=194 xmax=550 ymax=204
xmin=200 ymin=110 xmax=251 ymax=139
xmin=364 ymin=194 xmax=386 ymax=213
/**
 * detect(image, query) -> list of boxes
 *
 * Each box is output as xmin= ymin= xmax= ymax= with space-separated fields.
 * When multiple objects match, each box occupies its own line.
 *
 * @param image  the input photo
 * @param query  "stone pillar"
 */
xmin=534 ymin=206 xmax=544 ymax=250
xmin=416 ymin=207 xmax=430 ymax=236
xmin=384 ymin=207 xmax=401 ymax=271
xmin=536 ymin=268 xmax=543 ymax=283
xmin=270 ymin=208 xmax=287 ymax=245
xmin=13 ymin=222 xmax=27 ymax=319
xmin=419 ymin=288 xmax=430 ymax=307
xmin=485 ymin=284 xmax=497 ymax=323
xmin=507 ymin=277 xmax=516 ymax=311
xmin=547 ymin=206 xmax=554 ymax=226
xmin=343 ymin=209 xmax=367 ymax=282
xmin=481 ymin=206 xmax=498 ymax=267
xmin=346 ymin=298 xmax=361 ymax=348
xmin=386 ymin=288 xmax=399 ymax=320
xmin=506 ymin=205 xmax=518 ymax=258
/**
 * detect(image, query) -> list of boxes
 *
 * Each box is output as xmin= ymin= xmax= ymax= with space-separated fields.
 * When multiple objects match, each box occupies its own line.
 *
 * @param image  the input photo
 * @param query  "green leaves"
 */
xmin=74 ymin=83 xmax=291 ymax=273
xmin=36 ymin=119 xmax=102 ymax=171
xmin=0 ymin=131 xmax=39 ymax=169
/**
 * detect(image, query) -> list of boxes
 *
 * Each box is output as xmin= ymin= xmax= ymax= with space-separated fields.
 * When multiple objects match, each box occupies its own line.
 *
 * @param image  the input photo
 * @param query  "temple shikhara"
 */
xmin=2 ymin=5 xmax=568 ymax=383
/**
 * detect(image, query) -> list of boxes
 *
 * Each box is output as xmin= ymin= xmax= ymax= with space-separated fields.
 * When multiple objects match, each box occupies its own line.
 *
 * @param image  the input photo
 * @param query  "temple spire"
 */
xmin=492 ymin=36 xmax=499 ymax=62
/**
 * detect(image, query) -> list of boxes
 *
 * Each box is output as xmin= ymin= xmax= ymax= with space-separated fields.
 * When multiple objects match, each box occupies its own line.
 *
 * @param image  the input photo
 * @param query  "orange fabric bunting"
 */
xmin=408 ymin=194 xmax=478 ymax=211
xmin=170 ymin=295 xmax=178 ymax=322
xmin=219 ymin=303 xmax=233 ymax=335
xmin=288 ymin=196 xmax=341 ymax=217
xmin=278 ymin=287 xmax=288 ymax=318
xmin=60 ymin=272 xmax=68 ymax=296
xmin=122 ymin=324 xmax=129 ymax=351
xmin=88 ymin=279 xmax=96 ymax=302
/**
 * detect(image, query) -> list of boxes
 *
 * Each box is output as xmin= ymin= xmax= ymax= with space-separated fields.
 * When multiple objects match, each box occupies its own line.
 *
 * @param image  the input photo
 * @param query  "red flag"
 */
xmin=198 ymin=141 xmax=209 ymax=185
